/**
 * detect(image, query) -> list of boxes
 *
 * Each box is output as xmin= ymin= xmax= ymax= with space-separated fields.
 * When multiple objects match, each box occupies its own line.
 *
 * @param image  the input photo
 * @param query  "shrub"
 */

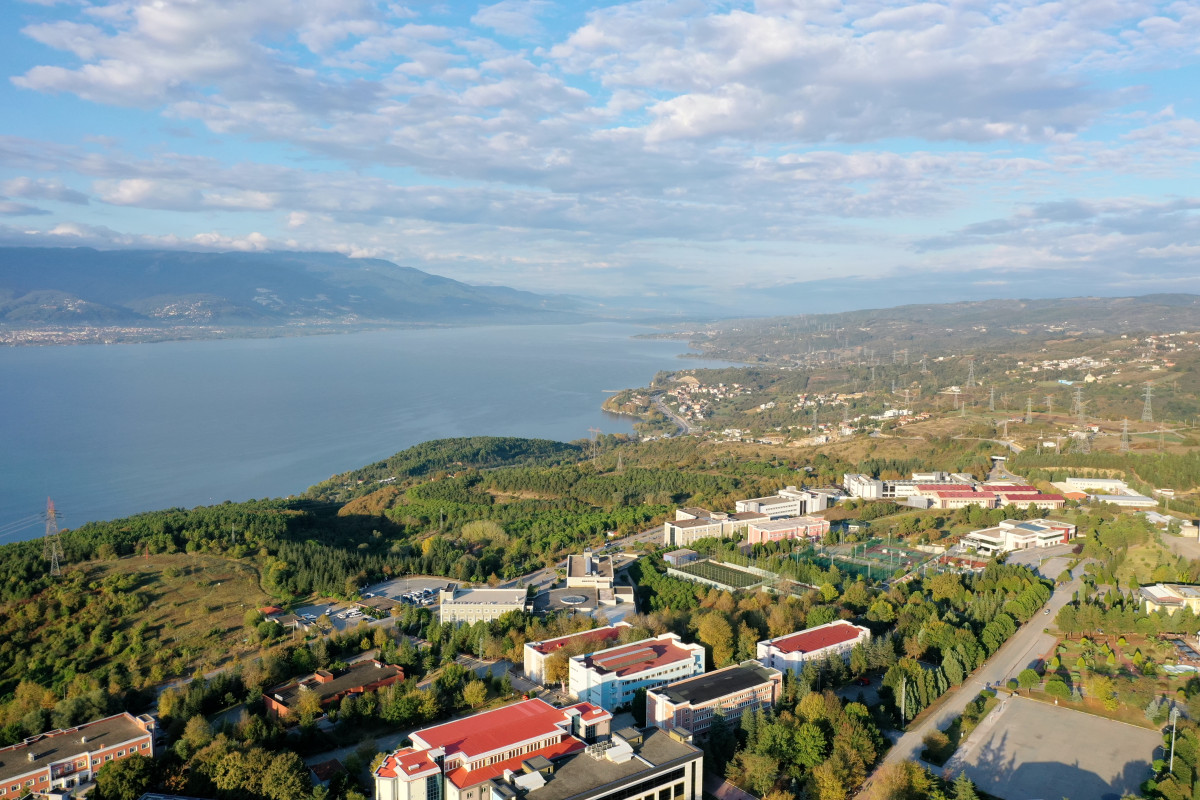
xmin=1045 ymin=680 xmax=1070 ymax=700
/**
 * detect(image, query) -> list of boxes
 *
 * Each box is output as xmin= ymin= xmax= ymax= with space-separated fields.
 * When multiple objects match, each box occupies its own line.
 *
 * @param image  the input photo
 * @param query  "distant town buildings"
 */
xmin=0 ymin=712 xmax=155 ymax=797
xmin=569 ymin=633 xmax=706 ymax=711
xmin=757 ymin=621 xmax=870 ymax=677
xmin=646 ymin=661 xmax=782 ymax=737
xmin=439 ymin=588 xmax=532 ymax=624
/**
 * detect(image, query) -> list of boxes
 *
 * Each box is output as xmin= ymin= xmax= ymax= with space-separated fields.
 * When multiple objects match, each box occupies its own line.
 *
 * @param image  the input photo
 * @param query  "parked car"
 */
xmin=854 ymin=677 xmax=870 ymax=686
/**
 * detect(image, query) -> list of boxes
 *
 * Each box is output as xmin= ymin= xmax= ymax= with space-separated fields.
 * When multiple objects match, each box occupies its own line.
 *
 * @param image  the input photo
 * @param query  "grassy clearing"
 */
xmin=92 ymin=552 xmax=272 ymax=671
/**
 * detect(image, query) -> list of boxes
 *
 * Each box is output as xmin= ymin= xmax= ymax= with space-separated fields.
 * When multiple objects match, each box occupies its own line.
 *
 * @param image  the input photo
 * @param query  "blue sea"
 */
xmin=0 ymin=323 xmax=718 ymax=539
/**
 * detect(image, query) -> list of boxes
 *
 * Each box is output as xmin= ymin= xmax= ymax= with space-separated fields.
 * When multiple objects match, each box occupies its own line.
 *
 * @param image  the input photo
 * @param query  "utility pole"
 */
xmin=1073 ymin=386 xmax=1085 ymax=425
xmin=1026 ymin=397 xmax=1033 ymax=425
xmin=989 ymin=387 xmax=995 ymax=412
xmin=1044 ymin=395 xmax=1054 ymax=416
xmin=1143 ymin=383 xmax=1154 ymax=423
xmin=43 ymin=498 xmax=63 ymax=578
xmin=966 ymin=358 xmax=975 ymax=388
xmin=1120 ymin=419 xmax=1131 ymax=453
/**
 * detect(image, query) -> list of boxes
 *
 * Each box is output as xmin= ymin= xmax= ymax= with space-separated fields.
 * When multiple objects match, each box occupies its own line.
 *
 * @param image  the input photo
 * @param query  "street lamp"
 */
xmin=1170 ymin=706 xmax=1181 ymax=773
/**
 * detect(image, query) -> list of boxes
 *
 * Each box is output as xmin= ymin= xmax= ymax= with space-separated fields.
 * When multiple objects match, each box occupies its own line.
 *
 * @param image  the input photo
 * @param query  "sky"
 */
xmin=2 ymin=0 xmax=1200 ymax=306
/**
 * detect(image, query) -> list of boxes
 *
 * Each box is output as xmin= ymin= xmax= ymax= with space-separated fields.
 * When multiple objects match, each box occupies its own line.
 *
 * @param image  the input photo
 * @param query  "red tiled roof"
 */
xmin=530 ymin=625 xmax=624 ymax=656
xmin=564 ymin=701 xmax=611 ymax=722
xmin=446 ymin=739 xmax=585 ymax=788
xmin=377 ymin=748 xmax=438 ymax=780
xmin=934 ymin=491 xmax=995 ymax=499
xmin=582 ymin=637 xmax=695 ymax=677
xmin=411 ymin=698 xmax=569 ymax=758
xmin=766 ymin=622 xmax=866 ymax=655
xmin=310 ymin=758 xmax=346 ymax=783
xmin=915 ymin=484 xmax=966 ymax=491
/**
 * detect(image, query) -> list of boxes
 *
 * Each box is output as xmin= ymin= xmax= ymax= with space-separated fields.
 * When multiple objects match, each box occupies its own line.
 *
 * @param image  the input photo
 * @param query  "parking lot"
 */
xmin=362 ymin=575 xmax=455 ymax=602
xmin=947 ymin=695 xmax=1161 ymax=800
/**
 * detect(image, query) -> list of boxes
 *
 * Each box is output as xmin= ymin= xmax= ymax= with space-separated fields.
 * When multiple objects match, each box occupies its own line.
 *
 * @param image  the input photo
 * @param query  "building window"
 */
xmin=118 ymin=750 xmax=125 ymax=756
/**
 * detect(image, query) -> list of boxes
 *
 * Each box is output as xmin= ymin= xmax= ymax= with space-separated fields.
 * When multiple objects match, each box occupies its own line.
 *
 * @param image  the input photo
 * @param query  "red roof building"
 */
xmin=374 ymin=698 xmax=614 ymax=800
xmin=523 ymin=622 xmax=632 ymax=685
xmin=756 ymin=620 xmax=870 ymax=676
xmin=568 ymin=633 xmax=706 ymax=710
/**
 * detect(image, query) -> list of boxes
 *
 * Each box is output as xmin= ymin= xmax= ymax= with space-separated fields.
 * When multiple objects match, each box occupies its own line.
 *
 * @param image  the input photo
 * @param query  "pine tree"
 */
xmin=953 ymin=771 xmax=980 ymax=800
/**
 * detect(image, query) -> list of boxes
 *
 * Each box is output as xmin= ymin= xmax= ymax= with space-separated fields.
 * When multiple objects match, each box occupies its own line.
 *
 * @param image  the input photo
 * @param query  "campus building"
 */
xmin=569 ymin=634 xmax=706 ymax=711
xmin=646 ymin=661 xmax=782 ymax=737
xmin=0 ymin=712 xmax=155 ymax=797
xmin=567 ymin=550 xmax=615 ymax=590
xmin=756 ymin=620 xmax=870 ymax=677
xmin=735 ymin=486 xmax=833 ymax=518
xmin=439 ymin=588 xmax=533 ymax=624
xmin=662 ymin=510 xmax=765 ymax=548
xmin=1140 ymin=584 xmax=1200 ymax=616
xmin=523 ymin=623 xmax=632 ymax=686
xmin=960 ymin=519 xmax=1077 ymax=556
xmin=374 ymin=698 xmax=612 ymax=800
xmin=744 ymin=516 xmax=830 ymax=546
xmin=265 ymin=659 xmax=405 ymax=720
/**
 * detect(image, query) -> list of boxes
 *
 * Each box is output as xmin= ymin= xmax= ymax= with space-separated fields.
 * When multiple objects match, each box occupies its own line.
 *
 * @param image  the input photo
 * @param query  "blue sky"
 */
xmin=2 ymin=0 xmax=1199 ymax=304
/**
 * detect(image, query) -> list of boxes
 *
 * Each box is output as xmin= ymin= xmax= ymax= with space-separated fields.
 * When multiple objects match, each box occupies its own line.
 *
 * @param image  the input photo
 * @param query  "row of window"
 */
xmin=1 ymin=741 xmax=150 ymax=796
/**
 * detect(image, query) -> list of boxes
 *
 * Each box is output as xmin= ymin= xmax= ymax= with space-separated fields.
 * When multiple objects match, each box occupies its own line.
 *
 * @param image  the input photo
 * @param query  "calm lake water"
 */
xmin=0 ymin=323 xmax=717 ymax=539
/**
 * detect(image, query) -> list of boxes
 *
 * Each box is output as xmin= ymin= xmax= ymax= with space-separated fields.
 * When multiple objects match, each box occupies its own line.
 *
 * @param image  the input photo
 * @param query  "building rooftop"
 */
xmin=663 ymin=549 xmax=697 ymax=559
xmin=579 ymin=636 xmax=697 ymax=677
xmin=748 ymin=517 xmax=825 ymax=532
xmin=516 ymin=729 xmax=700 ymax=800
xmin=442 ymin=588 xmax=529 ymax=605
xmin=567 ymin=553 xmax=614 ymax=580
xmin=411 ymin=698 xmax=570 ymax=760
xmin=528 ymin=625 xmax=627 ymax=656
xmin=0 ymin=713 xmax=151 ymax=785
xmin=668 ymin=518 xmax=722 ymax=529
xmin=653 ymin=661 xmax=779 ymax=706
xmin=270 ymin=660 xmax=402 ymax=709
xmin=762 ymin=621 xmax=866 ymax=655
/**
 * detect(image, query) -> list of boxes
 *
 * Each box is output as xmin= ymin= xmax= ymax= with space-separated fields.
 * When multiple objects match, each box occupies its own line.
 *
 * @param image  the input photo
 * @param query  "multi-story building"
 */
xmin=646 ymin=661 xmax=782 ymax=737
xmin=1140 ymin=584 xmax=1200 ymax=616
xmin=988 ymin=486 xmax=1067 ymax=510
xmin=757 ymin=621 xmax=871 ymax=677
xmin=735 ymin=487 xmax=832 ymax=518
xmin=566 ymin=551 xmax=615 ymax=590
xmin=523 ymin=623 xmax=632 ymax=685
xmin=569 ymin=634 xmax=706 ymax=711
xmin=265 ymin=659 xmax=405 ymax=720
xmin=662 ymin=549 xmax=699 ymax=568
xmin=960 ymin=519 xmax=1077 ymax=556
xmin=663 ymin=510 xmax=765 ymax=548
xmin=0 ymin=712 xmax=155 ymax=797
xmin=744 ymin=516 xmax=830 ymax=546
xmin=374 ymin=698 xmax=612 ymax=800
xmin=375 ymin=708 xmax=703 ymax=800
xmin=439 ymin=588 xmax=532 ymax=624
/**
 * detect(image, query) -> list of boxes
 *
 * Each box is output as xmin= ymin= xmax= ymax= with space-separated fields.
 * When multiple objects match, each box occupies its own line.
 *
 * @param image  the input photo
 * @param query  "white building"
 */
xmin=663 ymin=510 xmax=765 ymax=547
xmin=960 ymin=519 xmax=1077 ymax=556
xmin=439 ymin=588 xmax=532 ymax=624
xmin=569 ymin=633 xmax=706 ymax=711
xmin=735 ymin=486 xmax=832 ymax=518
xmin=756 ymin=620 xmax=870 ymax=677
xmin=566 ymin=550 xmax=615 ymax=590
xmin=523 ymin=623 xmax=631 ymax=685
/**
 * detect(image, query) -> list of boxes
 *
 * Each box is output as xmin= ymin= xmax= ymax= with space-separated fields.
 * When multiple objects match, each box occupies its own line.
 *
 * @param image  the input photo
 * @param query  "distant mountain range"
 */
xmin=0 ymin=247 xmax=591 ymax=327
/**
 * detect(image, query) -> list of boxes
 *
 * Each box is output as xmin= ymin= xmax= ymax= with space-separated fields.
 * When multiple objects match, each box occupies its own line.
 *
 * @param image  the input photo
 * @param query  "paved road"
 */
xmin=865 ymin=570 xmax=1081 ymax=785
xmin=653 ymin=394 xmax=698 ymax=436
